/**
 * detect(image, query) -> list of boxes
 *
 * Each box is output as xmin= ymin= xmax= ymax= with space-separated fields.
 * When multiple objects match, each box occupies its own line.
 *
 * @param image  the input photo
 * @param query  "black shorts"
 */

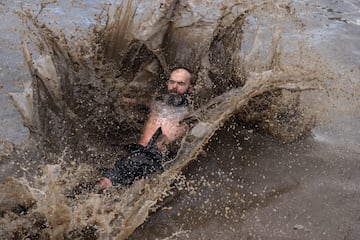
xmin=103 ymin=144 xmax=174 ymax=186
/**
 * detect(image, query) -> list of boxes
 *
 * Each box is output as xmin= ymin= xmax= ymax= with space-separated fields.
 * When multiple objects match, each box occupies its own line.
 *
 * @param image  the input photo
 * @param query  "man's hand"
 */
xmin=122 ymin=96 xmax=137 ymax=104
xmin=96 ymin=177 xmax=113 ymax=189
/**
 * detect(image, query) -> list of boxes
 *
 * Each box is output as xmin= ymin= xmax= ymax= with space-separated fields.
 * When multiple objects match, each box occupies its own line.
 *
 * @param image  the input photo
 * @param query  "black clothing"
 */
xmin=102 ymin=128 xmax=175 ymax=186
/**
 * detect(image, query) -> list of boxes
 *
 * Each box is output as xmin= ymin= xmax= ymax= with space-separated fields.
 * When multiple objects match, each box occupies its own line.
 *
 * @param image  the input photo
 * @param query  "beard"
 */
xmin=164 ymin=91 xmax=189 ymax=106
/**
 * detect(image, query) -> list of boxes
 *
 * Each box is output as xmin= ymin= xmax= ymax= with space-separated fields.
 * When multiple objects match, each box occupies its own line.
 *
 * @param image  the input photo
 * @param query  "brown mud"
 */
xmin=0 ymin=0 xmax=359 ymax=239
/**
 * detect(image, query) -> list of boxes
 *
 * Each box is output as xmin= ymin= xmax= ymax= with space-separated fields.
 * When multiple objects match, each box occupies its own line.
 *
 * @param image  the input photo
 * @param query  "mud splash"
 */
xmin=0 ymin=0 xmax=341 ymax=239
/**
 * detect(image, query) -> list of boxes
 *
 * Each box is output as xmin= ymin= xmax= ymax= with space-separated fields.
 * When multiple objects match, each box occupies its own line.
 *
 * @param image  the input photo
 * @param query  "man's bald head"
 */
xmin=167 ymin=68 xmax=193 ymax=95
xmin=170 ymin=68 xmax=191 ymax=82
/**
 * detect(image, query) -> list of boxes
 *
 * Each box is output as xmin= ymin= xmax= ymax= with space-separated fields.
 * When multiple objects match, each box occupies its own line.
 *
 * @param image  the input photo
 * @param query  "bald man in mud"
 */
xmin=97 ymin=68 xmax=193 ymax=188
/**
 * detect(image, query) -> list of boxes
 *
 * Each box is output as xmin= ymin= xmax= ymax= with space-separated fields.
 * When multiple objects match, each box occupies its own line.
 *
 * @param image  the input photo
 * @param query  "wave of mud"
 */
xmin=0 ymin=0 xmax=335 ymax=239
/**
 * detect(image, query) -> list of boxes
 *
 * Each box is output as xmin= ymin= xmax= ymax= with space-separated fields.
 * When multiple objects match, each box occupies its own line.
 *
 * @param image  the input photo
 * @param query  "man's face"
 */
xmin=167 ymin=69 xmax=191 ymax=95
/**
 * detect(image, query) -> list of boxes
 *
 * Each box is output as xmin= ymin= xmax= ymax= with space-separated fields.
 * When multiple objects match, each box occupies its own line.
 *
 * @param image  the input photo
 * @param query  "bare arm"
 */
xmin=121 ymin=96 xmax=152 ymax=109
xmin=138 ymin=112 xmax=160 ymax=147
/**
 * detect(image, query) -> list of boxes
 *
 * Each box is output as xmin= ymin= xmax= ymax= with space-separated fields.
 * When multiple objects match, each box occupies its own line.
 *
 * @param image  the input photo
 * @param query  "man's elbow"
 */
xmin=138 ymin=138 xmax=148 ymax=147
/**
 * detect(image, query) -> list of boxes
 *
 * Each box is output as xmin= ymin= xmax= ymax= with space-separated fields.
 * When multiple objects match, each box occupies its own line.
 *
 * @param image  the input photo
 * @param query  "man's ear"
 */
xmin=187 ymin=84 xmax=195 ymax=94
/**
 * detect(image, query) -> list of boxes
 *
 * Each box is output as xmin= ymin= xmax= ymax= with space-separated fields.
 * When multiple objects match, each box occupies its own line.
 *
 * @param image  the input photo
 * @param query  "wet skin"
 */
xmin=97 ymin=68 xmax=192 ymax=188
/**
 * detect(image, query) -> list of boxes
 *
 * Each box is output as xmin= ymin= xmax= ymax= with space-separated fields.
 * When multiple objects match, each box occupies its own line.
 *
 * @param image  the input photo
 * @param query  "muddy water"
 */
xmin=0 ymin=2 xmax=30 ymax=145
xmin=0 ymin=0 xmax=114 ymax=144
xmin=1 ymin=0 xmax=359 ymax=239
xmin=131 ymin=122 xmax=360 ymax=239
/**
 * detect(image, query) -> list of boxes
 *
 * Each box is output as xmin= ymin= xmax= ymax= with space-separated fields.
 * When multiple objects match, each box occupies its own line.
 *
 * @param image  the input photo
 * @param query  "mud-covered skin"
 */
xmin=138 ymin=67 xmax=192 ymax=148
xmin=102 ymin=100 xmax=190 ymax=187
xmin=142 ymin=101 xmax=189 ymax=146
